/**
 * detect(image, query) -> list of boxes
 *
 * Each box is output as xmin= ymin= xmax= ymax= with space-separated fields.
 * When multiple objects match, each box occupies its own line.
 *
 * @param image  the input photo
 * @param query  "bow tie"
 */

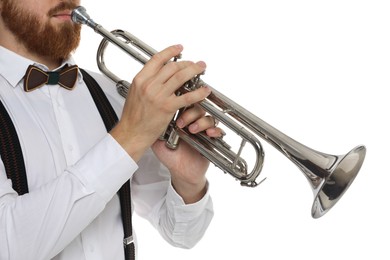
xmin=23 ymin=64 xmax=79 ymax=92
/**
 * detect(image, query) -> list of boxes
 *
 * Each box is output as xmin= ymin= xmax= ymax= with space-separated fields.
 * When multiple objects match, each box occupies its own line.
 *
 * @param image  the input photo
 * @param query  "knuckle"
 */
xmin=173 ymin=71 xmax=188 ymax=84
xmin=132 ymin=73 xmax=143 ymax=86
xmin=165 ymin=61 xmax=180 ymax=73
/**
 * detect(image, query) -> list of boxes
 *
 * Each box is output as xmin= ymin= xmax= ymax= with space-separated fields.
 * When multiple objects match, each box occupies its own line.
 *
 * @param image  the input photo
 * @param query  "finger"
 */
xmin=153 ymin=60 xmax=197 ymax=88
xmin=135 ymin=60 xmax=196 ymax=99
xmin=175 ymin=85 xmax=211 ymax=109
xmin=144 ymin=44 xmax=184 ymax=73
xmin=176 ymin=104 xmax=206 ymax=128
xmin=187 ymin=115 xmax=217 ymax=134
xmin=163 ymin=61 xmax=207 ymax=95
xmin=205 ymin=127 xmax=226 ymax=138
xmin=131 ymin=45 xmax=184 ymax=90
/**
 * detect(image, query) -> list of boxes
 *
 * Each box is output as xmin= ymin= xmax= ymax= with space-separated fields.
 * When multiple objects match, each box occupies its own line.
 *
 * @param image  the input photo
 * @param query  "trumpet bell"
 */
xmin=311 ymin=145 xmax=366 ymax=218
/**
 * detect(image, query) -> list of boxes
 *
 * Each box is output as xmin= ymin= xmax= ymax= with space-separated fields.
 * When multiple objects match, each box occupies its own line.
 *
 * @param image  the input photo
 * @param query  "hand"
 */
xmin=110 ymin=45 xmax=211 ymax=161
xmin=152 ymin=104 xmax=225 ymax=204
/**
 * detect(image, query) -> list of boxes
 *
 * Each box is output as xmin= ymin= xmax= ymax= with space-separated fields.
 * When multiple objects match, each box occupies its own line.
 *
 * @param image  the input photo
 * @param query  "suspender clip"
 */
xmin=124 ymin=235 xmax=134 ymax=248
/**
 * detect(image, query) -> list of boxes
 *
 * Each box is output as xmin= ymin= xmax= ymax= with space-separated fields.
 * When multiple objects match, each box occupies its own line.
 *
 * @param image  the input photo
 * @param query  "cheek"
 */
xmin=28 ymin=1 xmax=48 ymax=15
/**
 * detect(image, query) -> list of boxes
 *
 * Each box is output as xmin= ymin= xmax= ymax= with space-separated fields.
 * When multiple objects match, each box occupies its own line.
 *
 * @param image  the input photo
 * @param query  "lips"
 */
xmin=53 ymin=10 xmax=71 ymax=16
xmin=52 ymin=11 xmax=72 ymax=20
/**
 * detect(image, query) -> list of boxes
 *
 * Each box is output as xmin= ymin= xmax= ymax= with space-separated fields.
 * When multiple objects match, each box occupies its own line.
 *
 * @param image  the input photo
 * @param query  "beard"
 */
xmin=1 ymin=1 xmax=81 ymax=61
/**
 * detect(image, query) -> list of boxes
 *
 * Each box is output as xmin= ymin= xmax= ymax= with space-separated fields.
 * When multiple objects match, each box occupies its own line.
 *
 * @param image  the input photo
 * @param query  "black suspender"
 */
xmin=0 ymin=100 xmax=29 ymax=195
xmin=0 ymin=69 xmax=135 ymax=260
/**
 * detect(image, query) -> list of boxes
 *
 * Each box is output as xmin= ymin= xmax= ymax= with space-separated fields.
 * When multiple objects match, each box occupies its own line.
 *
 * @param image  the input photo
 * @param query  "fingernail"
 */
xmin=203 ymin=86 xmax=212 ymax=94
xmin=175 ymin=44 xmax=183 ymax=50
xmin=176 ymin=118 xmax=184 ymax=128
xmin=189 ymin=123 xmax=199 ymax=133
xmin=196 ymin=61 xmax=206 ymax=68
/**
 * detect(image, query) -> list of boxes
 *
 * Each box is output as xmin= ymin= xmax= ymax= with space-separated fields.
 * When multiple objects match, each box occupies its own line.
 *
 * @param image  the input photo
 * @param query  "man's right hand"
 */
xmin=110 ymin=44 xmax=211 ymax=161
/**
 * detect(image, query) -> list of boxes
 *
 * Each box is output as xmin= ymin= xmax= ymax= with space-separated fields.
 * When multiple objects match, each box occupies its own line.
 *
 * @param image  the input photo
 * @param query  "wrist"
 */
xmin=171 ymin=175 xmax=207 ymax=204
xmin=110 ymin=123 xmax=150 ymax=162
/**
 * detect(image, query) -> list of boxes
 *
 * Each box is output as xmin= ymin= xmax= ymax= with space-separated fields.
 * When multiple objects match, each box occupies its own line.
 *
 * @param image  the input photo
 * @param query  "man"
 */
xmin=0 ymin=0 xmax=223 ymax=259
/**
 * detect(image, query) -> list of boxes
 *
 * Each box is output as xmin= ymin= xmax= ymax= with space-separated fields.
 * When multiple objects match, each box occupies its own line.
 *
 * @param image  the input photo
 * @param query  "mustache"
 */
xmin=48 ymin=2 xmax=79 ymax=16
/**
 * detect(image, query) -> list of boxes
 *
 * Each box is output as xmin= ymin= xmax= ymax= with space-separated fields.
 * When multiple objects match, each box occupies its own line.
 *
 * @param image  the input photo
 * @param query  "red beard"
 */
xmin=1 ymin=1 xmax=81 ymax=61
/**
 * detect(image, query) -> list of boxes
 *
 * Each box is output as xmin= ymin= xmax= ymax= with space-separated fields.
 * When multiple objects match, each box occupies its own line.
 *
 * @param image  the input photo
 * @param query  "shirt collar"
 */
xmin=0 ymin=46 xmax=83 ymax=88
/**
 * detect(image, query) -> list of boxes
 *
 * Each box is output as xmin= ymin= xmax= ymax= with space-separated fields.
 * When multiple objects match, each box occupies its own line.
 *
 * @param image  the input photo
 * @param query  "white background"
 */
xmin=74 ymin=1 xmax=389 ymax=259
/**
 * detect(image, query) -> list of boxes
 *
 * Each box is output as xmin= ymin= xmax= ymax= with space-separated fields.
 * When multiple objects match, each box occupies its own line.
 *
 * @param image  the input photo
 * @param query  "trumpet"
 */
xmin=71 ymin=6 xmax=366 ymax=218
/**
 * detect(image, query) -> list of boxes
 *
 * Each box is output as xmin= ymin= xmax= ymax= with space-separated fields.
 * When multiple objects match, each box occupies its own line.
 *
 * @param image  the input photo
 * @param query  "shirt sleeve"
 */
xmin=131 ymin=149 xmax=214 ymax=249
xmin=0 ymin=134 xmax=137 ymax=260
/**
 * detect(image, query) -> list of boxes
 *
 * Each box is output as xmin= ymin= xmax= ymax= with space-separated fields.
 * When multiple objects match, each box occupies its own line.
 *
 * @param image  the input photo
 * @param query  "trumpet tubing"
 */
xmin=72 ymin=6 xmax=366 ymax=218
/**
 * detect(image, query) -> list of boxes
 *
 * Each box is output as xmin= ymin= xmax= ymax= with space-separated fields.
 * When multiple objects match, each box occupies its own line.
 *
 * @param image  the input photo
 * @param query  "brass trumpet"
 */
xmin=71 ymin=6 xmax=366 ymax=218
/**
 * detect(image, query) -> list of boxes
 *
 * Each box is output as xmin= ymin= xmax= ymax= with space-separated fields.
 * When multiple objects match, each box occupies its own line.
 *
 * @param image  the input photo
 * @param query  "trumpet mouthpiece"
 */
xmin=71 ymin=6 xmax=97 ymax=29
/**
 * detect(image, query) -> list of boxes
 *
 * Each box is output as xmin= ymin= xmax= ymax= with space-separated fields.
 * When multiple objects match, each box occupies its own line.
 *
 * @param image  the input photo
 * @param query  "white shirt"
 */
xmin=0 ymin=46 xmax=214 ymax=260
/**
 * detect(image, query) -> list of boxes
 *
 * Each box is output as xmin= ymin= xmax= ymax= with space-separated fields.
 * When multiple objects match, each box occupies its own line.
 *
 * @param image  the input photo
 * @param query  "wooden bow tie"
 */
xmin=24 ymin=64 xmax=79 ymax=92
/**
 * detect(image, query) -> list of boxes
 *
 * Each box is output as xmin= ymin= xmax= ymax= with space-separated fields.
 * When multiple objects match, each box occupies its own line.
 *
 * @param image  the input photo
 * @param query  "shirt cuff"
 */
xmin=69 ymin=134 xmax=138 ymax=203
xmin=166 ymin=180 xmax=212 ymax=222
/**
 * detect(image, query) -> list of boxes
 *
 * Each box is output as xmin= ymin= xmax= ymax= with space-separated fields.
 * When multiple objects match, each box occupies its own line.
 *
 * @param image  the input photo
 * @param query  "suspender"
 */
xmin=0 ymin=69 xmax=135 ymax=260
xmin=0 ymin=100 xmax=29 ymax=195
